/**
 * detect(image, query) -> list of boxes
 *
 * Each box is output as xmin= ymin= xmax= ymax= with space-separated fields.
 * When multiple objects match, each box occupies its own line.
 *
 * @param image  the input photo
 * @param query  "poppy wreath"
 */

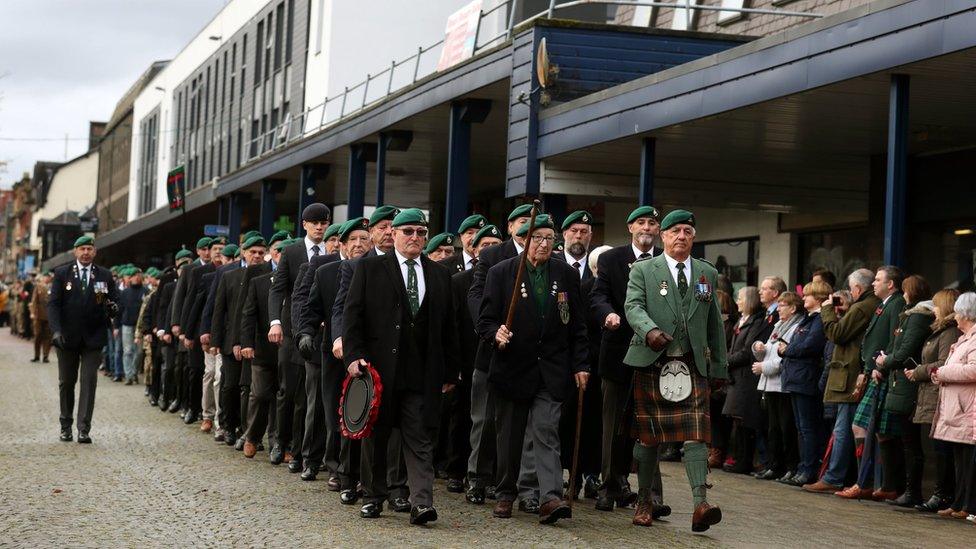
xmin=338 ymin=361 xmax=384 ymax=440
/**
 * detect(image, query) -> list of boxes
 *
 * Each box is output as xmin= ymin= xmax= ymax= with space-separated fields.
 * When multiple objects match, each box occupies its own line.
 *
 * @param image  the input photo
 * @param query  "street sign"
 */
xmin=437 ymin=0 xmax=482 ymax=71
xmin=204 ymin=224 xmax=230 ymax=237
xmin=167 ymin=166 xmax=186 ymax=212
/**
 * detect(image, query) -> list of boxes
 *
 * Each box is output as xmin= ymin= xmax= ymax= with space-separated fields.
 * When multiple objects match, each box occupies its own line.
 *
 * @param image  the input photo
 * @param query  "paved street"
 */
xmin=0 ymin=330 xmax=971 ymax=547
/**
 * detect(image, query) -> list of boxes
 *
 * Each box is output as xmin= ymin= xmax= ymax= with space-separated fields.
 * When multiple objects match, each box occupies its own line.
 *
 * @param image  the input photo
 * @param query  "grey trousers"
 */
xmin=57 ymin=347 xmax=102 ymax=433
xmin=600 ymin=377 xmax=663 ymax=502
xmin=467 ymin=369 xmax=496 ymax=485
xmin=245 ymin=362 xmax=278 ymax=444
xmin=302 ymin=361 xmax=327 ymax=468
xmin=362 ymin=392 xmax=434 ymax=507
xmin=495 ymin=390 xmax=562 ymax=505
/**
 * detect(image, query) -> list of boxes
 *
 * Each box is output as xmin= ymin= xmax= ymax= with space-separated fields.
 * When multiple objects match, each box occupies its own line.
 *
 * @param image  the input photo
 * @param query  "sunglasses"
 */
xmin=398 ymin=228 xmax=429 ymax=238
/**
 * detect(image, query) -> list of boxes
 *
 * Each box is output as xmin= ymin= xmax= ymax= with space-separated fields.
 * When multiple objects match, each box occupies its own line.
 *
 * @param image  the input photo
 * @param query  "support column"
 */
xmin=227 ymin=193 xmax=243 ymax=244
xmin=217 ymin=197 xmax=227 ymax=226
xmin=260 ymin=179 xmax=286 ymax=239
xmin=446 ymin=99 xmax=492 ymax=232
xmin=298 ymin=164 xmax=330 ymax=237
xmin=639 ymin=137 xmax=656 ymax=207
xmin=544 ymin=194 xmax=567 ymax=226
xmin=348 ymin=145 xmax=368 ymax=219
xmin=884 ymin=74 xmax=909 ymax=267
xmin=375 ymin=134 xmax=388 ymax=207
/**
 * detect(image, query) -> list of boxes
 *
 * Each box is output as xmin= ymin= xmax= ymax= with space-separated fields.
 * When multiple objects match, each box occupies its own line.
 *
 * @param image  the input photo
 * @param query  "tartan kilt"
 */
xmin=633 ymin=363 xmax=711 ymax=445
xmin=852 ymin=380 xmax=901 ymax=437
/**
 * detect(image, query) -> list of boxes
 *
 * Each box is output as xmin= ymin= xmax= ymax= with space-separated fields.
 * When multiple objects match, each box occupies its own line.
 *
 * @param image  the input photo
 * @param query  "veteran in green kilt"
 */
xmin=623 ymin=210 xmax=728 ymax=531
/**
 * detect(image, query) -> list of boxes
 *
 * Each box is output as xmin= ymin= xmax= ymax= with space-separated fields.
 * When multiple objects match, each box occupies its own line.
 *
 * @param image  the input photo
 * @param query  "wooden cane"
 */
xmin=503 ymin=200 xmax=541 ymax=328
xmin=567 ymin=383 xmax=585 ymax=508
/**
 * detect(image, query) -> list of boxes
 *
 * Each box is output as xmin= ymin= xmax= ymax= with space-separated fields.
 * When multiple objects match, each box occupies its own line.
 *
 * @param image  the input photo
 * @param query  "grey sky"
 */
xmin=0 ymin=0 xmax=229 ymax=188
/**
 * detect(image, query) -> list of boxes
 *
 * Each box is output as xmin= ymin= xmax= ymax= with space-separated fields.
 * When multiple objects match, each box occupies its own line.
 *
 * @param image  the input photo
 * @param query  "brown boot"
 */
xmin=692 ymin=502 xmax=723 ymax=532
xmin=284 ymin=452 xmax=294 ymax=464
xmin=803 ymin=480 xmax=843 ymax=494
xmin=538 ymin=499 xmax=571 ymax=524
xmin=707 ymin=447 xmax=723 ymax=469
xmin=492 ymin=500 xmax=513 ymax=519
xmin=633 ymin=501 xmax=653 ymax=527
xmin=243 ymin=441 xmax=257 ymax=458
xmin=200 ymin=419 xmax=213 ymax=433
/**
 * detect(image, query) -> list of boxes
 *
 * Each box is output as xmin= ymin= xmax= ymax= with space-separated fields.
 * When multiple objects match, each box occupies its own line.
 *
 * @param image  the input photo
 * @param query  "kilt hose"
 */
xmin=633 ymin=358 xmax=711 ymax=446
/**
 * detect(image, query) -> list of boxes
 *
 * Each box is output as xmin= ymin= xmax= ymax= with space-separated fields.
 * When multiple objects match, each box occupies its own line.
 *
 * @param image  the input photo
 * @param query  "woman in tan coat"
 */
xmin=931 ymin=292 xmax=976 ymax=520
xmin=905 ymin=289 xmax=960 ymax=512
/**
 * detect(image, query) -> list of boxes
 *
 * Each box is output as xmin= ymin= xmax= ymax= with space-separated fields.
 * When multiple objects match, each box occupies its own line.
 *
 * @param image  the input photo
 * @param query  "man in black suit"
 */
xmin=478 ymin=214 xmax=589 ymax=524
xmin=267 ymin=204 xmax=331 ymax=466
xmin=442 ymin=214 xmax=487 ymax=274
xmin=590 ymin=205 xmax=668 ymax=514
xmin=155 ymin=251 xmax=191 ymax=412
xmin=49 ymin=236 xmax=120 ymax=443
xmin=297 ymin=217 xmax=370 ymax=492
xmin=446 ymin=224 xmax=503 ymax=495
xmin=465 ymin=203 xmax=535 ymax=507
xmin=343 ymin=208 xmax=460 ymax=524
xmin=240 ymin=260 xmax=280 ymax=458
xmin=552 ymin=210 xmax=594 ymax=284
xmin=179 ymin=237 xmax=227 ymax=424
xmin=169 ymin=237 xmax=213 ymax=417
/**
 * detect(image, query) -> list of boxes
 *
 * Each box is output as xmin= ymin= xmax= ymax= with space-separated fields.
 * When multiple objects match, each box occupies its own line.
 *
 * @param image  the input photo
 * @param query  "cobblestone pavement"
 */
xmin=0 ymin=331 xmax=972 ymax=547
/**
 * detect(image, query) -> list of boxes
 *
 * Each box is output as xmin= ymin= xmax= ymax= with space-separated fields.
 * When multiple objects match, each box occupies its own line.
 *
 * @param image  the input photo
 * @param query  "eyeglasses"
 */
xmin=530 ymin=235 xmax=555 ymax=244
xmin=398 ymin=228 xmax=429 ymax=238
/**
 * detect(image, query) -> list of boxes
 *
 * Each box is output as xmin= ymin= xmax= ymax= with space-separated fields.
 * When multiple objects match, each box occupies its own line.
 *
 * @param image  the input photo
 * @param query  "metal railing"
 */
xmin=240 ymin=0 xmax=822 ymax=164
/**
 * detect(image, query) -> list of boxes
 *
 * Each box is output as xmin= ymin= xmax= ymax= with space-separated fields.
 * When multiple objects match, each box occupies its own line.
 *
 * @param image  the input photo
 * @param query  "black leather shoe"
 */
xmin=485 ymin=485 xmax=497 ymax=500
xmin=755 ymin=469 xmax=781 ymax=481
xmin=915 ymin=494 xmax=950 ymax=512
xmin=183 ymin=411 xmax=197 ymax=424
xmin=167 ymin=400 xmax=181 ymax=413
xmin=409 ymin=505 xmax=438 ymax=525
xmin=776 ymin=470 xmax=796 ymax=483
xmin=148 ymin=397 xmax=158 ymax=407
xmin=615 ymin=490 xmax=639 ymax=508
xmin=389 ymin=497 xmax=411 ymax=513
xmin=887 ymin=492 xmax=921 ymax=507
xmin=59 ymin=430 xmax=73 ymax=442
xmin=269 ymin=445 xmax=284 ymax=465
xmin=595 ymin=493 xmax=614 ymax=511
xmin=360 ymin=502 xmax=382 ymax=518
xmin=77 ymin=432 xmax=92 ymax=444
xmin=518 ymin=498 xmax=540 ymax=514
xmin=327 ymin=476 xmax=341 ymax=492
xmin=157 ymin=399 xmax=168 ymax=411
xmin=786 ymin=473 xmax=811 ymax=487
xmin=288 ymin=457 xmax=304 ymax=474
xmin=300 ymin=466 xmax=319 ymax=481
xmin=466 ymin=486 xmax=485 ymax=504
xmin=583 ymin=475 xmax=601 ymax=499
xmin=234 ymin=437 xmax=246 ymax=451
xmin=652 ymin=502 xmax=672 ymax=519
xmin=30 ymin=357 xmax=39 ymax=363
xmin=446 ymin=478 xmax=465 ymax=493
xmin=659 ymin=445 xmax=681 ymax=462
xmin=340 ymin=489 xmax=361 ymax=505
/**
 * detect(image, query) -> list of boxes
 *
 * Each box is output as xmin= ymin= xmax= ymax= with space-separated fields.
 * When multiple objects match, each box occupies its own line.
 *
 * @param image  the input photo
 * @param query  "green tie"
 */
xmin=676 ymin=262 xmax=688 ymax=298
xmin=405 ymin=258 xmax=420 ymax=316
xmin=81 ymin=266 xmax=89 ymax=292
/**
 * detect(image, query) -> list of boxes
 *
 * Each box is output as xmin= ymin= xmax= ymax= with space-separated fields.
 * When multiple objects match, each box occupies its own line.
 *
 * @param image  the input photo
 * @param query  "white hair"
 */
xmin=955 ymin=292 xmax=976 ymax=322
xmin=848 ymin=268 xmax=874 ymax=291
xmin=588 ymin=245 xmax=613 ymax=275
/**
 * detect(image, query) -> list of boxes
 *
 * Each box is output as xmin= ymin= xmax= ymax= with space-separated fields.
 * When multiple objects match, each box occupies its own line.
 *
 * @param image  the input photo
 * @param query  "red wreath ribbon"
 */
xmin=338 ymin=361 xmax=383 ymax=440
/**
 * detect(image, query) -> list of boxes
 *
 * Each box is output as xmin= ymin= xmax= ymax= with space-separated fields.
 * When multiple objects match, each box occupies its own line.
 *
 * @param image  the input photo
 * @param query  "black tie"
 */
xmin=639 ymin=252 xmax=650 ymax=259
xmin=676 ymin=262 xmax=688 ymax=298
xmin=311 ymin=245 xmax=320 ymax=257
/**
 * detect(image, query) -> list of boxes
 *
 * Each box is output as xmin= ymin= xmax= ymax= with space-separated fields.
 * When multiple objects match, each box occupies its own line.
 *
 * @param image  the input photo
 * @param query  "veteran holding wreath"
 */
xmin=623 ymin=209 xmax=728 ymax=532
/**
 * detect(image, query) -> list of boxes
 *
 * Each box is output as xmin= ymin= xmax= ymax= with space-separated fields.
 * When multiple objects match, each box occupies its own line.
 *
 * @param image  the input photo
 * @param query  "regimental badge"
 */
xmin=520 ymin=282 xmax=528 ymax=299
xmin=659 ymin=280 xmax=668 ymax=296
xmin=557 ymin=292 xmax=570 ymax=325
xmin=694 ymin=275 xmax=712 ymax=302
xmin=65 ymin=282 xmax=72 ymax=292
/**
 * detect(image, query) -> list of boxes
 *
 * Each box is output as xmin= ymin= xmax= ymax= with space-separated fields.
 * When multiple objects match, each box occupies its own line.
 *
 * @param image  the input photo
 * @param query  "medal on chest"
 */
xmin=520 ymin=282 xmax=528 ymax=299
xmin=557 ymin=291 xmax=570 ymax=325
xmin=659 ymin=280 xmax=668 ymax=296
xmin=694 ymin=275 xmax=712 ymax=302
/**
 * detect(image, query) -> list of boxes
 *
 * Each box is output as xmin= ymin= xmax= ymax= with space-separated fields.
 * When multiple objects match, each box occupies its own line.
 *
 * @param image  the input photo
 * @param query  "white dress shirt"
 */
xmin=514 ymin=240 xmax=524 ymax=255
xmin=663 ymin=252 xmax=693 ymax=289
xmin=462 ymin=250 xmax=476 ymax=271
xmin=304 ymin=236 xmax=324 ymax=260
xmin=375 ymin=248 xmax=386 ymax=256
xmin=563 ymin=250 xmax=586 ymax=279
xmin=631 ymin=244 xmax=654 ymax=262
xmin=394 ymin=249 xmax=426 ymax=305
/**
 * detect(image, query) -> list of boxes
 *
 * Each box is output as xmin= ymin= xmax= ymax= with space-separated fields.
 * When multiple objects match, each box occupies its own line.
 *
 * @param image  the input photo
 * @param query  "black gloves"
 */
xmin=52 ymin=332 xmax=65 ymax=349
xmin=297 ymin=334 xmax=316 ymax=360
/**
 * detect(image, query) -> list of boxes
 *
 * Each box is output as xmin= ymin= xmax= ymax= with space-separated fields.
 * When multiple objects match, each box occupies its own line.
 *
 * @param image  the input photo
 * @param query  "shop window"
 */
xmin=693 ymin=237 xmax=758 ymax=294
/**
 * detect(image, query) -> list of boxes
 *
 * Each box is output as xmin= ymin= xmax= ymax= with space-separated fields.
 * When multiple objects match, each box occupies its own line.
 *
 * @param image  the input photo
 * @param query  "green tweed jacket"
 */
xmin=622 ymin=254 xmax=728 ymax=379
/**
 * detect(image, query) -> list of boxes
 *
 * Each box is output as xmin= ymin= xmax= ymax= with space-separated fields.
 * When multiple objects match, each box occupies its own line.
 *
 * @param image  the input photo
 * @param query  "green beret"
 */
xmin=241 ymin=236 xmax=266 ymax=250
xmin=110 ymin=265 xmax=120 ymax=274
xmin=130 ymin=267 xmax=143 ymax=275
xmin=627 ymin=205 xmax=661 ymax=224
xmin=196 ymin=237 xmax=213 ymax=249
xmin=73 ymin=235 xmax=94 ymax=248
xmin=554 ymin=240 xmax=565 ymax=253
xmin=144 ymin=267 xmax=159 ymax=277
xmin=508 ymin=203 xmax=534 ymax=221
xmin=209 ymin=236 xmax=229 ymax=248
xmin=242 ymin=230 xmax=262 ymax=241
xmin=424 ymin=233 xmax=455 ymax=254
xmin=369 ymin=205 xmax=400 ymax=227
xmin=660 ymin=209 xmax=696 ymax=231
xmin=560 ymin=210 xmax=594 ymax=231
xmin=457 ymin=214 xmax=487 ymax=234
xmin=269 ymin=230 xmax=290 ymax=246
xmin=274 ymin=238 xmax=295 ymax=252
xmin=221 ymin=244 xmax=240 ymax=257
xmin=324 ymin=223 xmax=343 ymax=240
xmin=392 ymin=208 xmax=427 ymax=228
xmin=473 ymin=224 xmax=502 ymax=247
xmin=340 ymin=217 xmax=369 ymax=242
xmin=175 ymin=248 xmax=193 ymax=261
xmin=515 ymin=214 xmax=555 ymax=237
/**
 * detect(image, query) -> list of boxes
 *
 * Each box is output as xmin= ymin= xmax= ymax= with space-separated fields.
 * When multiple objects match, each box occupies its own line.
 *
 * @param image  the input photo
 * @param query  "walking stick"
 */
xmin=568 ymin=383 xmax=585 ymax=508
xmin=503 ymin=200 xmax=541 ymax=328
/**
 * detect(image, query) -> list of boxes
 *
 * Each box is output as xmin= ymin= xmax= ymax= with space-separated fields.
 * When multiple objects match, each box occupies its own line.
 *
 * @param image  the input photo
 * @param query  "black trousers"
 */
xmin=765 ymin=391 xmax=799 ymax=474
xmin=160 ymin=343 xmax=177 ymax=404
xmin=338 ymin=435 xmax=362 ymax=489
xmin=218 ymin=355 xmax=243 ymax=435
xmin=950 ymin=443 xmax=976 ymax=513
xmin=245 ymin=362 xmax=279 ymax=444
xmin=302 ymin=360 xmax=327 ymax=469
xmin=57 ymin=347 xmax=102 ymax=433
xmin=240 ymin=358 xmax=253 ymax=441
xmin=362 ymin=392 xmax=434 ymax=507
xmin=175 ymin=349 xmax=188 ymax=409
xmin=275 ymin=342 xmax=305 ymax=454
xmin=445 ymin=379 xmax=473 ymax=480
xmin=186 ymin=345 xmax=205 ymax=415
xmin=321 ymin=355 xmax=346 ymax=475
xmin=149 ymin=341 xmax=162 ymax=400
xmin=710 ymin=392 xmax=733 ymax=453
xmin=900 ymin=415 xmax=924 ymax=497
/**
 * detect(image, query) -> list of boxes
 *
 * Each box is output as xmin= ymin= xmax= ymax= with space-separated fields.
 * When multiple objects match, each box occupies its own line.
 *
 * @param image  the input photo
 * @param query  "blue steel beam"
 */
xmin=227 ymin=193 xmax=243 ymax=244
xmin=884 ymin=74 xmax=909 ymax=267
xmin=447 ymin=99 xmax=492 ymax=232
xmin=639 ymin=137 xmax=655 ymax=207
xmin=347 ymin=145 xmax=368 ymax=219
xmin=260 ymin=180 xmax=285 ymax=239
xmin=298 ymin=164 xmax=330 ymax=237
xmin=375 ymin=134 xmax=388 ymax=207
